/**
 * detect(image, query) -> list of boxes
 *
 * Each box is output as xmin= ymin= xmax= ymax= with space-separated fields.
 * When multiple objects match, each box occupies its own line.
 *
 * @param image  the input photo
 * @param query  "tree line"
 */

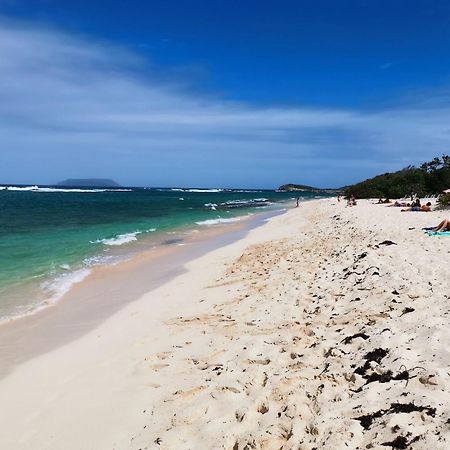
xmin=344 ymin=155 xmax=450 ymax=205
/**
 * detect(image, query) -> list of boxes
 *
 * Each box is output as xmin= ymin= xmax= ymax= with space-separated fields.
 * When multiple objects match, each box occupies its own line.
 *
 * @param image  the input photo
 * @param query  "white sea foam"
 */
xmin=187 ymin=188 xmax=223 ymax=193
xmin=218 ymin=198 xmax=271 ymax=208
xmin=40 ymin=188 xmax=107 ymax=193
xmin=91 ymin=232 xmax=140 ymax=246
xmin=83 ymin=254 xmax=128 ymax=266
xmin=168 ymin=188 xmax=223 ymax=193
xmin=0 ymin=267 xmax=94 ymax=324
xmin=0 ymin=185 xmax=132 ymax=193
xmin=204 ymin=202 xmax=218 ymax=210
xmin=41 ymin=268 xmax=92 ymax=304
xmin=164 ymin=188 xmax=264 ymax=193
xmin=37 ymin=188 xmax=132 ymax=193
xmin=195 ymin=217 xmax=241 ymax=226
xmin=91 ymin=228 xmax=156 ymax=246
xmin=0 ymin=185 xmax=39 ymax=191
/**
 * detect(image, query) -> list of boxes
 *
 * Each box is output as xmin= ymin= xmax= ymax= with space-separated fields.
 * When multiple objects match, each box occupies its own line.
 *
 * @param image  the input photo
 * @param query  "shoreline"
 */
xmin=0 ymin=200 xmax=293 ymax=325
xmin=0 ymin=186 xmax=300 ymax=324
xmin=0 ymin=207 xmax=287 ymax=378
xmin=1 ymin=198 xmax=448 ymax=449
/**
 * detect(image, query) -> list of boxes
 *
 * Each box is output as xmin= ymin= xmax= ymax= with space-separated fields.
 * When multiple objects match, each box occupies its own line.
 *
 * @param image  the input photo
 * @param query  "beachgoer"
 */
xmin=422 ymin=202 xmax=432 ymax=212
xmin=401 ymin=202 xmax=432 ymax=212
xmin=296 ymin=197 xmax=299 ymax=207
xmin=388 ymin=201 xmax=407 ymax=207
xmin=409 ymin=198 xmax=422 ymax=211
xmin=433 ymin=219 xmax=450 ymax=232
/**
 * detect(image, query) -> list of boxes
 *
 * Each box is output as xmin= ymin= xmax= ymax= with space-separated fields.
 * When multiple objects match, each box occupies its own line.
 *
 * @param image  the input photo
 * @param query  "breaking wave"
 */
xmin=0 ymin=185 xmax=132 ymax=193
xmin=40 ymin=268 xmax=92 ymax=306
xmin=195 ymin=217 xmax=241 ymax=226
xmin=91 ymin=229 xmax=156 ymax=246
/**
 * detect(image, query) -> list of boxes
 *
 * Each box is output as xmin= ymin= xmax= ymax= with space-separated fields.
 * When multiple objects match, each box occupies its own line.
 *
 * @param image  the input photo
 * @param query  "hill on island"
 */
xmin=278 ymin=184 xmax=341 ymax=194
xmin=57 ymin=178 xmax=121 ymax=188
xmin=344 ymin=155 xmax=450 ymax=199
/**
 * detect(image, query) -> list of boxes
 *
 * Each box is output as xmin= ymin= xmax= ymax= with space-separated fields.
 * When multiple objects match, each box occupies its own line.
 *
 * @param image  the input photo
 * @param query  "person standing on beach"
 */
xmin=296 ymin=197 xmax=300 ymax=207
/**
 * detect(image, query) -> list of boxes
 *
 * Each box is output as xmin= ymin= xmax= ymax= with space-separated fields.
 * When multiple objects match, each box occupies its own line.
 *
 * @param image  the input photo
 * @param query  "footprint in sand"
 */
xmin=156 ymin=351 xmax=173 ymax=360
xmin=257 ymin=402 xmax=269 ymax=414
xmin=235 ymin=408 xmax=247 ymax=422
xmin=247 ymin=358 xmax=271 ymax=365
xmin=149 ymin=363 xmax=170 ymax=370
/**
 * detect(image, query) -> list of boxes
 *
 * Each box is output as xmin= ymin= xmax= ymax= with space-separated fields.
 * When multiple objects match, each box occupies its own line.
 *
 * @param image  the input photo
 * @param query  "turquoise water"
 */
xmin=0 ymin=185 xmax=324 ymax=319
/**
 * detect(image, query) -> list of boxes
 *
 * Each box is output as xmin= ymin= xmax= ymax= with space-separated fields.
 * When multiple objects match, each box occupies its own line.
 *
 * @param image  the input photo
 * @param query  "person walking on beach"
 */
xmin=347 ymin=195 xmax=357 ymax=206
xmin=296 ymin=197 xmax=300 ymax=207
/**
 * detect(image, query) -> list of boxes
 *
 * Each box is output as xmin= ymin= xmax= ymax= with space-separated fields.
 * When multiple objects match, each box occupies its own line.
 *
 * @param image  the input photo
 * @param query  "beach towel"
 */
xmin=425 ymin=231 xmax=450 ymax=236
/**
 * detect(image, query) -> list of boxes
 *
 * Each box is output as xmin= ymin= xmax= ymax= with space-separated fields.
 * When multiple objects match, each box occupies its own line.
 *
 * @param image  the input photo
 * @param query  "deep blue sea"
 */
xmin=0 ymin=185 xmax=325 ymax=320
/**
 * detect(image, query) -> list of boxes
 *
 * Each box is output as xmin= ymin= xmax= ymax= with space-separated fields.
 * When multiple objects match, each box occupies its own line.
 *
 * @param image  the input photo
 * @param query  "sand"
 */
xmin=0 ymin=199 xmax=449 ymax=449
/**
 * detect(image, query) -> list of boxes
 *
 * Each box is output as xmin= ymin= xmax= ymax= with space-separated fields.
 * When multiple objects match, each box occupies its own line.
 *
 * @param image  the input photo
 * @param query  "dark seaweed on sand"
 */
xmin=355 ymin=402 xmax=436 ymax=430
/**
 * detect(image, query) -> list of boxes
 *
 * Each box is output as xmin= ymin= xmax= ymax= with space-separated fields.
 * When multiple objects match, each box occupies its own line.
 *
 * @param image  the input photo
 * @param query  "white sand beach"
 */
xmin=0 ymin=199 xmax=449 ymax=449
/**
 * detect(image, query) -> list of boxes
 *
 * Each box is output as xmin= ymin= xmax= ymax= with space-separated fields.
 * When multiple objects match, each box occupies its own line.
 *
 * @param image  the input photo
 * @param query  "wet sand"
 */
xmin=0 ymin=209 xmax=284 ymax=378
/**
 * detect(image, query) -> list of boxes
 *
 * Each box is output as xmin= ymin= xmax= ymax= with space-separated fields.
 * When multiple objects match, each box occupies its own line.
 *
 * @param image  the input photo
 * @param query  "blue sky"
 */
xmin=1 ymin=1 xmax=450 ymax=188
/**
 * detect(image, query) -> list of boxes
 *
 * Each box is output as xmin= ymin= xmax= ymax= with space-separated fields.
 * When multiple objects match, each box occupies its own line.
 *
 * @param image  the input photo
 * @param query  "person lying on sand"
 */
xmin=388 ymin=200 xmax=408 ymax=207
xmin=401 ymin=202 xmax=432 ymax=212
xmin=433 ymin=219 xmax=450 ymax=232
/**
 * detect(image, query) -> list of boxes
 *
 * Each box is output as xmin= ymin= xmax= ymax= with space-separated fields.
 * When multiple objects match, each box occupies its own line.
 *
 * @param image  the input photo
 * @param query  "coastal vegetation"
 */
xmin=344 ymin=155 xmax=450 ymax=202
xmin=281 ymin=156 xmax=449 ymax=205
xmin=439 ymin=192 xmax=450 ymax=207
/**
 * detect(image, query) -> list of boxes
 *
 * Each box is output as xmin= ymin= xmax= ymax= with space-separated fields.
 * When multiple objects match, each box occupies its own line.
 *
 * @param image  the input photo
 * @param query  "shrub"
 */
xmin=438 ymin=192 xmax=450 ymax=208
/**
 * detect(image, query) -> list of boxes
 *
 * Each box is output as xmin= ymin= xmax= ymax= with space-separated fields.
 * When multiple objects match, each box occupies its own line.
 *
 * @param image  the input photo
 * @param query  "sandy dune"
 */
xmin=0 ymin=199 xmax=449 ymax=449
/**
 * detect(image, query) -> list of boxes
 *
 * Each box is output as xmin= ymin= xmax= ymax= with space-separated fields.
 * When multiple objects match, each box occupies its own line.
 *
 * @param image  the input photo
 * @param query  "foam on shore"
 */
xmin=195 ymin=217 xmax=241 ymax=226
xmin=91 ymin=229 xmax=156 ymax=246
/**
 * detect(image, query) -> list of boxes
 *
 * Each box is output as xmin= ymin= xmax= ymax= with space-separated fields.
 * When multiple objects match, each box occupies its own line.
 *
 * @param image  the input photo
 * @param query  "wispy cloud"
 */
xmin=1 ymin=18 xmax=449 ymax=187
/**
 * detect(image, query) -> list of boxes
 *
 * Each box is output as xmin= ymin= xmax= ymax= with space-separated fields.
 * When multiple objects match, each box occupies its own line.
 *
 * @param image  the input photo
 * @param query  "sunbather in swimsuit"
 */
xmin=433 ymin=219 xmax=450 ymax=232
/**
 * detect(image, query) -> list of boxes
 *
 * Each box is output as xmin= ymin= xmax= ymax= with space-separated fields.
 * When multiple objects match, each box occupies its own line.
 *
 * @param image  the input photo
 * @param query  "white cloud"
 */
xmin=0 ymin=18 xmax=449 ymax=188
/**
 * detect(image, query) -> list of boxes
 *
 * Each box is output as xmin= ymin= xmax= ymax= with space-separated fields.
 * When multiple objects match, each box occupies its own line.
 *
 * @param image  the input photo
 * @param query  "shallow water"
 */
xmin=0 ymin=185 xmax=323 ymax=319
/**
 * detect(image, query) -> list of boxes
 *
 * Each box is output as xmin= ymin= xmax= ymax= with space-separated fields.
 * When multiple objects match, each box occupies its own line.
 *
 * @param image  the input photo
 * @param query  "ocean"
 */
xmin=0 ymin=185 xmax=325 ymax=321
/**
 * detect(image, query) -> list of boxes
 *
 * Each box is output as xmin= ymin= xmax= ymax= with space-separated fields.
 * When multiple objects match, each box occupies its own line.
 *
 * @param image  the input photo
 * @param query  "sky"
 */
xmin=1 ymin=1 xmax=450 ymax=188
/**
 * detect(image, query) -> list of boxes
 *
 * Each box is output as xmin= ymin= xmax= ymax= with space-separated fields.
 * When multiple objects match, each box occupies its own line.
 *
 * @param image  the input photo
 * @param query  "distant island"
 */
xmin=278 ymin=184 xmax=341 ymax=194
xmin=57 ymin=178 xmax=121 ymax=188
